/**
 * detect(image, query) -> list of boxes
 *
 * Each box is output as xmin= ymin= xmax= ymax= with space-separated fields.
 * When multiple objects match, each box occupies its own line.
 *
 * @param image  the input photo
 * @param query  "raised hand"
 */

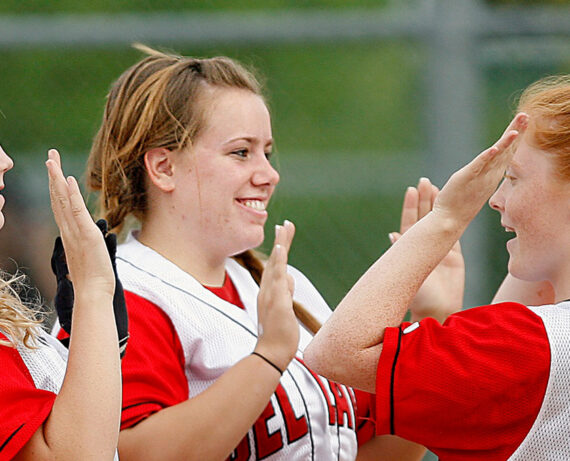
xmin=46 ymin=149 xmax=115 ymax=311
xmin=304 ymin=113 xmax=529 ymax=393
xmin=254 ymin=220 xmax=299 ymax=373
xmin=434 ymin=112 xmax=528 ymax=228
xmin=391 ymin=178 xmax=464 ymax=323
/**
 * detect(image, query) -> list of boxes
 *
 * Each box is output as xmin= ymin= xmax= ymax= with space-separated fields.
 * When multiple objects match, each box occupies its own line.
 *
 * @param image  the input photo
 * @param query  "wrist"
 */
xmin=74 ymin=291 xmax=114 ymax=309
xmin=253 ymin=345 xmax=294 ymax=375
xmin=251 ymin=351 xmax=283 ymax=376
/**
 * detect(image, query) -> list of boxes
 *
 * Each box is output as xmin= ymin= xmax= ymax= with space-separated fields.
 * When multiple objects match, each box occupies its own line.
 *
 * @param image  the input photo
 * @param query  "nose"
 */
xmin=0 ymin=146 xmax=14 ymax=175
xmin=252 ymin=154 xmax=280 ymax=187
xmin=488 ymin=180 xmax=504 ymax=212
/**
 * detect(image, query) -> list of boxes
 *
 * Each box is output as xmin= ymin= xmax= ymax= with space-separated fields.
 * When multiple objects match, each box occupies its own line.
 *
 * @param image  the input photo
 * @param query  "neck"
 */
xmin=548 ymin=267 xmax=570 ymax=304
xmin=137 ymin=219 xmax=227 ymax=286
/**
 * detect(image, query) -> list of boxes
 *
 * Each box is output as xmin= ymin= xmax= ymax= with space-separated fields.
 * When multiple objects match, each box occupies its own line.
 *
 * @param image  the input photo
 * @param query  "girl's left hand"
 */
xmin=46 ymin=148 xmax=115 ymax=301
xmin=255 ymin=220 xmax=299 ymax=373
xmin=390 ymin=178 xmax=464 ymax=323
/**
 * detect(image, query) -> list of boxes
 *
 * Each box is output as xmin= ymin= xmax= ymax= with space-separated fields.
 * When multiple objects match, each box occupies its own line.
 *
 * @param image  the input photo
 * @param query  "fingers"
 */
xmin=400 ymin=178 xmax=435 ymax=234
xmin=47 ymin=149 xmax=100 ymax=244
xmin=273 ymin=220 xmax=295 ymax=255
xmin=483 ymin=112 xmax=528 ymax=163
xmin=417 ymin=178 xmax=433 ymax=218
xmin=400 ymin=187 xmax=418 ymax=234
xmin=67 ymin=176 xmax=98 ymax=233
xmin=501 ymin=112 xmax=528 ymax=140
xmin=388 ymin=231 xmax=401 ymax=245
xmin=431 ymin=185 xmax=439 ymax=209
xmin=265 ymin=220 xmax=296 ymax=281
xmin=46 ymin=149 xmax=72 ymax=233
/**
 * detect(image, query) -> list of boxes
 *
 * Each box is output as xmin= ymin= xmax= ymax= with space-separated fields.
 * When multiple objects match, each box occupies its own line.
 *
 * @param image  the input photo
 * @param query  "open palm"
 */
xmin=391 ymin=178 xmax=464 ymax=323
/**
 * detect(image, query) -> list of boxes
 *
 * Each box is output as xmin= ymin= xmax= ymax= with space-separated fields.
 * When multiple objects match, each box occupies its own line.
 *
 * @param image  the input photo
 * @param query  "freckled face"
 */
xmin=489 ymin=134 xmax=570 ymax=285
xmin=171 ymin=88 xmax=279 ymax=258
xmin=0 ymin=145 xmax=14 ymax=230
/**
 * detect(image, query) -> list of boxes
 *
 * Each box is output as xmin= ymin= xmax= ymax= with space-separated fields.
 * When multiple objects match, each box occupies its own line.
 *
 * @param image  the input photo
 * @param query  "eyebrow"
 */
xmin=224 ymin=136 xmax=274 ymax=147
xmin=508 ymin=159 xmax=522 ymax=171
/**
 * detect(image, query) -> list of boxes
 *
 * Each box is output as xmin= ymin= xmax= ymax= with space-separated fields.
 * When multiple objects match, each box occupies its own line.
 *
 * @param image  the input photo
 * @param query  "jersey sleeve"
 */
xmin=121 ymin=291 xmax=188 ymax=429
xmin=375 ymin=302 xmax=550 ymax=461
xmin=353 ymin=389 xmax=376 ymax=446
xmin=0 ymin=337 xmax=56 ymax=461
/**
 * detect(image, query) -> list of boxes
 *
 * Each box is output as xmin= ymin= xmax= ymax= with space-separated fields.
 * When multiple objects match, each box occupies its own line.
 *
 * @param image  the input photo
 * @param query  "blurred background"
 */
xmin=0 ymin=2 xmax=569 ymax=457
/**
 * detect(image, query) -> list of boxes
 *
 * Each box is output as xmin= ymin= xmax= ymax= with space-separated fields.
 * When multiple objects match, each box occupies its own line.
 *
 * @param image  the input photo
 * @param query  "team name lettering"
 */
xmin=298 ymin=359 xmax=356 ymax=429
xmin=228 ymin=383 xmax=309 ymax=460
xmin=228 ymin=362 xmax=356 ymax=460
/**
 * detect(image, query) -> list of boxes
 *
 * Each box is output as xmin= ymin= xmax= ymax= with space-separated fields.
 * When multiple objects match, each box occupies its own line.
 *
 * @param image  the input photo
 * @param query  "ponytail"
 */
xmin=233 ymin=250 xmax=322 ymax=335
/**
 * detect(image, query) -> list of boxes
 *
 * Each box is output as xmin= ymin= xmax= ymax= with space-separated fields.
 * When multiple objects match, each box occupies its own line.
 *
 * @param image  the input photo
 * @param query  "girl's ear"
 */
xmin=144 ymin=148 xmax=175 ymax=192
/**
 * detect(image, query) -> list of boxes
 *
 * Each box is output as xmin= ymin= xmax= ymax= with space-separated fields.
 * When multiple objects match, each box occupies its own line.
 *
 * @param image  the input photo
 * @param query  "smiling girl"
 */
xmin=82 ymin=46 xmax=430 ymax=460
xmin=305 ymin=76 xmax=570 ymax=460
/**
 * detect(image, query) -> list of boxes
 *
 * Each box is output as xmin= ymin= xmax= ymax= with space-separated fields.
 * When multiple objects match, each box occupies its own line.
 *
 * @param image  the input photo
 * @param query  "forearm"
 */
xmin=305 ymin=212 xmax=464 ymax=391
xmin=119 ymin=353 xmax=283 ymax=461
xmin=492 ymin=274 xmax=554 ymax=305
xmin=357 ymin=435 xmax=426 ymax=461
xmin=47 ymin=292 xmax=120 ymax=460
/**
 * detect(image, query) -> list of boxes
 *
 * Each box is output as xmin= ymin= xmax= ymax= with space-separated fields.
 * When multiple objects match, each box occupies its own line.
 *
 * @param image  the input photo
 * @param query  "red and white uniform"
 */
xmin=0 ymin=330 xmax=120 ymax=461
xmin=117 ymin=232 xmax=366 ymax=460
xmin=0 ymin=330 xmax=66 ymax=460
xmin=375 ymin=301 xmax=570 ymax=461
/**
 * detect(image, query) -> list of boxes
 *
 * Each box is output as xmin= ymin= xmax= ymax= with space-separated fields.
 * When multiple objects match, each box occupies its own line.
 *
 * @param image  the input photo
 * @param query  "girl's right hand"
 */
xmin=433 ymin=112 xmax=528 ymax=228
xmin=254 ymin=220 xmax=299 ymax=373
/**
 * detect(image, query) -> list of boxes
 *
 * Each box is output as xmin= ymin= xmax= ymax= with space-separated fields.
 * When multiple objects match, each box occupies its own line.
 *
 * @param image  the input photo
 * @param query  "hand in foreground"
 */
xmin=255 ymin=220 xmax=298 ymax=373
xmin=46 ymin=149 xmax=115 ymax=314
xmin=390 ymin=178 xmax=464 ymax=323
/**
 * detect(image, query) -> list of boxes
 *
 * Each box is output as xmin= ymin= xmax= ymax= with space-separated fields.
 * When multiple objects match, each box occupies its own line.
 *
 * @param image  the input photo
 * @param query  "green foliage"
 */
xmin=0 ymin=0 xmax=389 ymax=14
xmin=0 ymin=42 xmax=423 ymax=157
xmin=486 ymin=0 xmax=568 ymax=4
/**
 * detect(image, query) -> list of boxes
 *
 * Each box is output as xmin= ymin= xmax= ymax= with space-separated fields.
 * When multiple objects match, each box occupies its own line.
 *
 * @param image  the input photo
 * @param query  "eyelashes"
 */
xmin=230 ymin=149 xmax=273 ymax=160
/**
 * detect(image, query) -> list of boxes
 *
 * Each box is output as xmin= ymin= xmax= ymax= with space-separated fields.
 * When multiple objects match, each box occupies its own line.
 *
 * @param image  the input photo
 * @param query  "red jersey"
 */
xmin=376 ymin=302 xmax=552 ymax=460
xmin=0 ymin=332 xmax=64 ymax=460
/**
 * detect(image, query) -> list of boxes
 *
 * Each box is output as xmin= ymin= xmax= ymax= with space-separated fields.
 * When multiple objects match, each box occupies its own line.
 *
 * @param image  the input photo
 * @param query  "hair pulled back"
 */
xmin=517 ymin=75 xmax=570 ymax=181
xmin=87 ymin=45 xmax=321 ymax=334
xmin=87 ymin=44 xmax=262 ymax=232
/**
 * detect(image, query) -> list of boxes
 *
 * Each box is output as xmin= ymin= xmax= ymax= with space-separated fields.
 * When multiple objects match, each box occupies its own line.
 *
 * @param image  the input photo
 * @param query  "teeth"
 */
xmin=243 ymin=200 xmax=265 ymax=211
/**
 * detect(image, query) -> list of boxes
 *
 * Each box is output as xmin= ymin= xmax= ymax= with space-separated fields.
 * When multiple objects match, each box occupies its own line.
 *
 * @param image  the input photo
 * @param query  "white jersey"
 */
xmin=509 ymin=301 xmax=570 ymax=460
xmin=17 ymin=329 xmax=68 ymax=393
xmin=117 ymin=231 xmax=359 ymax=461
xmin=1 ymin=329 xmax=120 ymax=461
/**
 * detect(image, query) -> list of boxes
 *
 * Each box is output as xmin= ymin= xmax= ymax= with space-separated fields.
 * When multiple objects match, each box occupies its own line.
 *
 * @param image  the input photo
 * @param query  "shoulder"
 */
xmin=399 ymin=302 xmax=549 ymax=360
xmin=124 ymin=291 xmax=180 ymax=341
xmin=376 ymin=303 xmax=550 ymax=455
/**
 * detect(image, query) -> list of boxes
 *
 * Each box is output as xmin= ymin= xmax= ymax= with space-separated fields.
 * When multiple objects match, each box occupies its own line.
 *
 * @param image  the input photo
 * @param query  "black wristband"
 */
xmin=251 ymin=351 xmax=283 ymax=376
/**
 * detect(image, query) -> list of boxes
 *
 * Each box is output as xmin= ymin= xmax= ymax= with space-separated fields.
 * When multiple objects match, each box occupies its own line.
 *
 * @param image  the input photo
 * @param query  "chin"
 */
xmin=232 ymin=231 xmax=265 ymax=256
xmin=508 ymin=261 xmax=542 ymax=283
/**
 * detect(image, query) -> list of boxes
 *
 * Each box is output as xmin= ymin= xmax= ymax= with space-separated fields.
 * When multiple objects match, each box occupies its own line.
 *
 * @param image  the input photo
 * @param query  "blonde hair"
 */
xmin=0 ymin=272 xmax=42 ymax=348
xmin=517 ymin=75 xmax=570 ymax=181
xmin=87 ymin=45 xmax=321 ymax=334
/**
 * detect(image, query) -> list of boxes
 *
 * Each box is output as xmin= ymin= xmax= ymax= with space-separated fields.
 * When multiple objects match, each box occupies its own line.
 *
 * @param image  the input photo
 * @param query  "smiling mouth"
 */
xmin=238 ymin=199 xmax=266 ymax=211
